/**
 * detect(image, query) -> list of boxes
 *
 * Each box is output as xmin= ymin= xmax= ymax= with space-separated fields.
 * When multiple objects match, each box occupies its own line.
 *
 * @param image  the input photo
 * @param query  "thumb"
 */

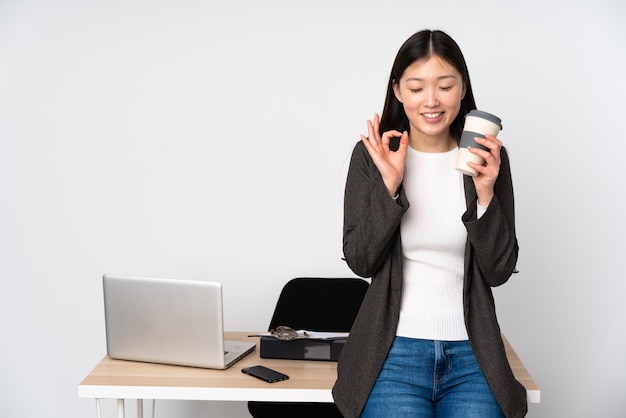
xmin=397 ymin=131 xmax=410 ymax=150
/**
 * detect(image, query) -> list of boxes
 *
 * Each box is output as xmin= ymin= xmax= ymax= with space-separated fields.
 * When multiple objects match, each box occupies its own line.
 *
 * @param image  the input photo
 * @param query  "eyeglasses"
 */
xmin=270 ymin=326 xmax=309 ymax=341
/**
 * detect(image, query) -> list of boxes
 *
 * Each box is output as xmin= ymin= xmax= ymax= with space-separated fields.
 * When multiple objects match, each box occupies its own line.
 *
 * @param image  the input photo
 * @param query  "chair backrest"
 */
xmin=268 ymin=277 xmax=369 ymax=332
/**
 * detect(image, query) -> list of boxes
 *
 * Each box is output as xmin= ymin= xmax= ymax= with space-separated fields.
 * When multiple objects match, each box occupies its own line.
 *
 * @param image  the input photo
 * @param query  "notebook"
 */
xmin=103 ymin=274 xmax=256 ymax=369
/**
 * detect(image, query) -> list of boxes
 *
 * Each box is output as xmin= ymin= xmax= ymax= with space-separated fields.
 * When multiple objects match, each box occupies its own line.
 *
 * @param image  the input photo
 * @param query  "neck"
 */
xmin=409 ymin=132 xmax=457 ymax=153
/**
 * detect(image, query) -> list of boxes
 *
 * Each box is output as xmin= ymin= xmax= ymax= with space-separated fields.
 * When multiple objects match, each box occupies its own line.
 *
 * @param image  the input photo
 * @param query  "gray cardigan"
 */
xmin=332 ymin=141 xmax=527 ymax=418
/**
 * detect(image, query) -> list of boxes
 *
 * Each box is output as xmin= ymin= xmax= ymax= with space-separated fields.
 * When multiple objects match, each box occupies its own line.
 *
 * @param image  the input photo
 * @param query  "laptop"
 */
xmin=103 ymin=274 xmax=256 ymax=369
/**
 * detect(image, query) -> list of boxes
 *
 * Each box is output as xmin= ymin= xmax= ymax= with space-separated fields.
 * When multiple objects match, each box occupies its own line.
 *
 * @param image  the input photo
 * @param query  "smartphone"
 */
xmin=241 ymin=365 xmax=289 ymax=383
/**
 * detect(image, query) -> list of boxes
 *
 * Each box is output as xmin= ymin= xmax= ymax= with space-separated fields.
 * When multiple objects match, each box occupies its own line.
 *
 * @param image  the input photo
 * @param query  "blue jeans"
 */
xmin=360 ymin=337 xmax=505 ymax=418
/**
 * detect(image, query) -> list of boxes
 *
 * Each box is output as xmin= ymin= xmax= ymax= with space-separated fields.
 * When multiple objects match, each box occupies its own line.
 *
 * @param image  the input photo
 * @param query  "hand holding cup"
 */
xmin=455 ymin=110 xmax=502 ymax=176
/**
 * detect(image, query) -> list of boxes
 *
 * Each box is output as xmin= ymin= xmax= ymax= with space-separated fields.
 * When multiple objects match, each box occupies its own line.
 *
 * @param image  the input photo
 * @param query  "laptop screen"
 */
xmin=103 ymin=274 xmax=228 ymax=368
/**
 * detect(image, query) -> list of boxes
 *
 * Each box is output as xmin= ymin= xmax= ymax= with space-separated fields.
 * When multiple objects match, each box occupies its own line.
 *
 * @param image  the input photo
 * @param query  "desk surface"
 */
xmin=79 ymin=332 xmax=540 ymax=403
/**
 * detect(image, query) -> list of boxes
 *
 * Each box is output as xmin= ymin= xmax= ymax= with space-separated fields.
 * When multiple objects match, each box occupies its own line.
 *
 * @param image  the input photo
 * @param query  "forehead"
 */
xmin=400 ymin=55 xmax=461 ymax=82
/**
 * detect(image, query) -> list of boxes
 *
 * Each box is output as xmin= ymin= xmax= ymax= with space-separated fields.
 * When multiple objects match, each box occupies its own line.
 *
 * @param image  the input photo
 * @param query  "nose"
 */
xmin=425 ymin=88 xmax=439 ymax=107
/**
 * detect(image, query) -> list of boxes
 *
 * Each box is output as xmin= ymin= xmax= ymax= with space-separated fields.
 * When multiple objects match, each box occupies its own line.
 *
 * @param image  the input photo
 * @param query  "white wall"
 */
xmin=1 ymin=0 xmax=624 ymax=417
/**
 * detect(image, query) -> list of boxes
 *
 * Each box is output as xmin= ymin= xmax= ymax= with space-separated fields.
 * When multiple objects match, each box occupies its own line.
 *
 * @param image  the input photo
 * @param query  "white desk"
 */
xmin=79 ymin=332 xmax=540 ymax=417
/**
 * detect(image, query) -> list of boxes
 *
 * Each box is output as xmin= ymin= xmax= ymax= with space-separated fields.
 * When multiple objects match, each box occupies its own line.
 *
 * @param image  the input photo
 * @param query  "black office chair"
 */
xmin=247 ymin=277 xmax=369 ymax=418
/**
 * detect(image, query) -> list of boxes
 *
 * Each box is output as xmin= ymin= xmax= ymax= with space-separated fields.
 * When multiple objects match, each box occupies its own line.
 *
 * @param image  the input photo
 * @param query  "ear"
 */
xmin=461 ymin=82 xmax=467 ymax=100
xmin=392 ymin=79 xmax=403 ymax=103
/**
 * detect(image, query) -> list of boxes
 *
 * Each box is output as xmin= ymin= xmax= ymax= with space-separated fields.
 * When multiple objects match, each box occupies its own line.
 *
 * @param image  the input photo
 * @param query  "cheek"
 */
xmin=399 ymin=95 xmax=420 ymax=111
xmin=401 ymin=102 xmax=418 ymax=119
xmin=444 ymin=93 xmax=463 ymax=115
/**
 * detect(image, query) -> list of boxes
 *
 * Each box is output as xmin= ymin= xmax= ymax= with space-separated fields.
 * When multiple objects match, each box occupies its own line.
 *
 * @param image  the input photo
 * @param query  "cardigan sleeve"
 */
xmin=342 ymin=141 xmax=408 ymax=278
xmin=462 ymin=147 xmax=518 ymax=287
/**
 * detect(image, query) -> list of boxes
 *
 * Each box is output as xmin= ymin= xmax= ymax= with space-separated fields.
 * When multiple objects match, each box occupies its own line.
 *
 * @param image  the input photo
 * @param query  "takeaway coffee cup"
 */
xmin=455 ymin=110 xmax=503 ymax=176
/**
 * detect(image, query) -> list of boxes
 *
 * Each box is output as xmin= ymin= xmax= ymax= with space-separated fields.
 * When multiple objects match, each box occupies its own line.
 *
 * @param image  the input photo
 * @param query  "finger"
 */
xmin=467 ymin=161 xmax=487 ymax=174
xmin=391 ymin=131 xmax=410 ymax=155
xmin=373 ymin=113 xmax=380 ymax=135
xmin=483 ymin=133 xmax=502 ymax=146
xmin=361 ymin=134 xmax=374 ymax=153
xmin=398 ymin=131 xmax=410 ymax=149
xmin=476 ymin=135 xmax=502 ymax=155
xmin=381 ymin=130 xmax=404 ymax=147
xmin=474 ymin=137 xmax=501 ymax=162
xmin=469 ymin=147 xmax=496 ymax=166
xmin=473 ymin=136 xmax=498 ymax=149
xmin=361 ymin=134 xmax=382 ymax=159
xmin=366 ymin=120 xmax=380 ymax=151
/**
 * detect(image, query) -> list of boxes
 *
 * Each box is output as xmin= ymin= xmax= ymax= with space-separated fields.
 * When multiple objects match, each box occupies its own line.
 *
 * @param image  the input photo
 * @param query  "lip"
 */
xmin=421 ymin=111 xmax=445 ymax=123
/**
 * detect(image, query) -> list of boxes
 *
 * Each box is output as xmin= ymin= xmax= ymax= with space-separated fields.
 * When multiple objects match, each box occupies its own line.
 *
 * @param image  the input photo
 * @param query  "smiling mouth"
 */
xmin=422 ymin=112 xmax=443 ymax=119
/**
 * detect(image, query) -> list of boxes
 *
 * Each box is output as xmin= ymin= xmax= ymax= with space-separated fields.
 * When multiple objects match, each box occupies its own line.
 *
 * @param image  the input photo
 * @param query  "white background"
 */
xmin=1 ymin=0 xmax=625 ymax=417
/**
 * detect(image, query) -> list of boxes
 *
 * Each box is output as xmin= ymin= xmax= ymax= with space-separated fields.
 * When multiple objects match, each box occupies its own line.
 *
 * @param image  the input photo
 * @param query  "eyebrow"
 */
xmin=405 ymin=74 xmax=458 ymax=82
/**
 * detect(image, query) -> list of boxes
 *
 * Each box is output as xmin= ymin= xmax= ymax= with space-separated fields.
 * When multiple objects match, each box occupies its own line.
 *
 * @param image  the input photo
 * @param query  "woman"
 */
xmin=332 ymin=29 xmax=527 ymax=418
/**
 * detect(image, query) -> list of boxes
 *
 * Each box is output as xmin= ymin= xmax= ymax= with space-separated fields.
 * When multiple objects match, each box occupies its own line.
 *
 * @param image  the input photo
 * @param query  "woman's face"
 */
xmin=393 ymin=55 xmax=466 ymax=150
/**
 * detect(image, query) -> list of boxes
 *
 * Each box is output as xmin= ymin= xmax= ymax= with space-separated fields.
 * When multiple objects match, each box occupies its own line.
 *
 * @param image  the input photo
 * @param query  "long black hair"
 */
xmin=379 ymin=30 xmax=477 ymax=143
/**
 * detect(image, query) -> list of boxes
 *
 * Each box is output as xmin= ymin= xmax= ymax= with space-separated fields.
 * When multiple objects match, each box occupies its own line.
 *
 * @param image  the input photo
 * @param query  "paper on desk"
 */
xmin=248 ymin=330 xmax=349 ymax=341
xmin=302 ymin=331 xmax=349 ymax=340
